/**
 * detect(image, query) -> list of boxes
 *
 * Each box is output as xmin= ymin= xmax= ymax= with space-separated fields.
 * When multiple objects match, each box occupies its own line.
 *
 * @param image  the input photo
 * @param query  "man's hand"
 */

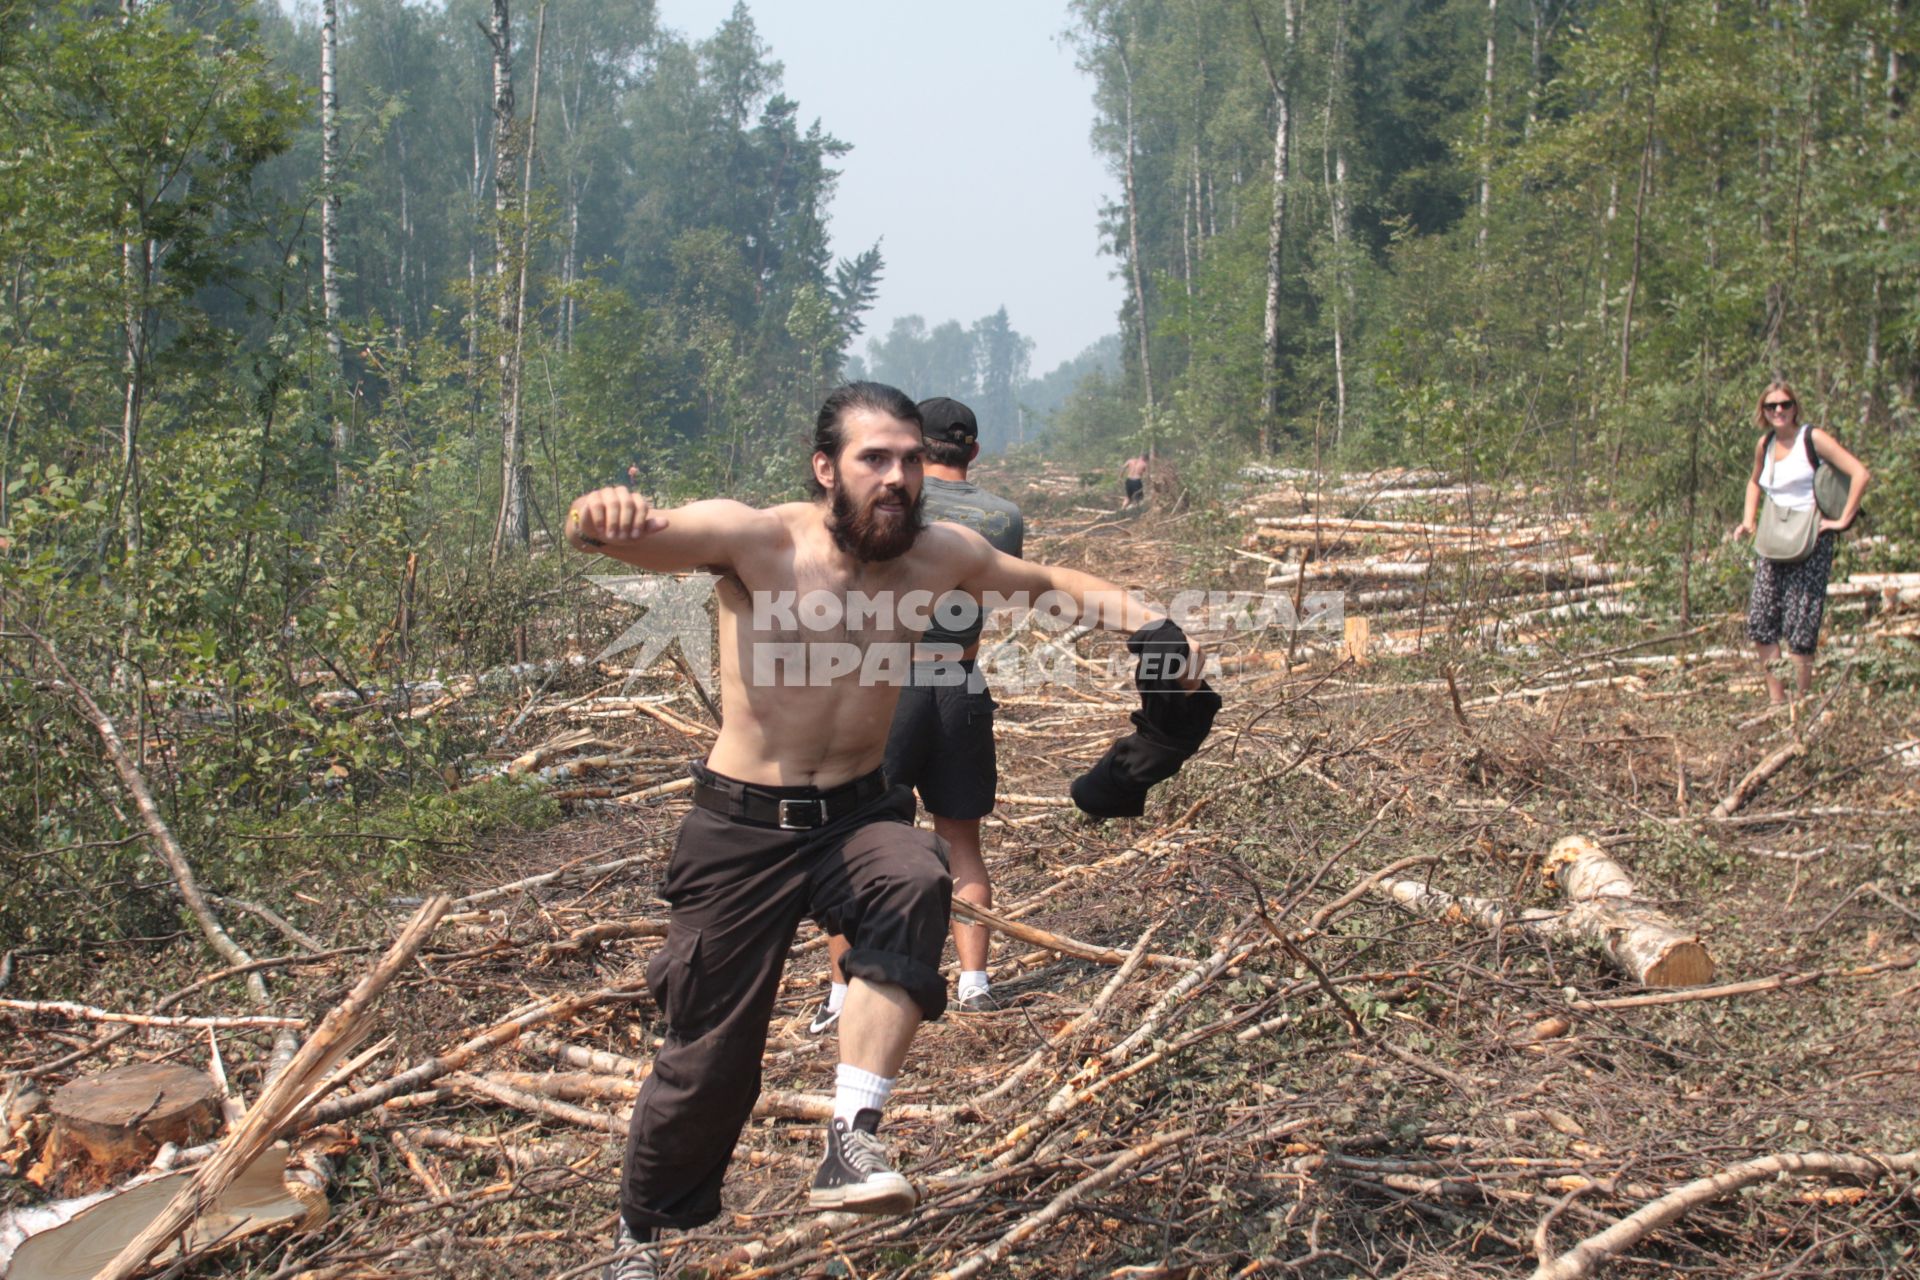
xmin=1177 ymin=636 xmax=1208 ymax=691
xmin=568 ymin=487 xmax=668 ymax=551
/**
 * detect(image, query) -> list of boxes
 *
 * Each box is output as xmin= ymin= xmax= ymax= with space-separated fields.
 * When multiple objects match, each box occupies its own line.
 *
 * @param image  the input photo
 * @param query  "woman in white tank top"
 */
xmin=1732 ymin=381 xmax=1871 ymax=705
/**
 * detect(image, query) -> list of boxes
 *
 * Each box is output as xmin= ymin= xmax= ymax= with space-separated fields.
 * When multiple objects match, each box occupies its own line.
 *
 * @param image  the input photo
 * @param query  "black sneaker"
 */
xmin=807 ymin=997 xmax=842 ymax=1036
xmin=808 ymin=1109 xmax=915 ymax=1214
xmin=601 ymin=1219 xmax=662 ymax=1280
xmin=955 ymin=987 xmax=997 ymax=1013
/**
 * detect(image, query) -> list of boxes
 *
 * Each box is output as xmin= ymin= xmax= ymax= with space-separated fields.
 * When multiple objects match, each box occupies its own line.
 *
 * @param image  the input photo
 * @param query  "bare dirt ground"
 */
xmin=5 ymin=461 xmax=1918 ymax=1279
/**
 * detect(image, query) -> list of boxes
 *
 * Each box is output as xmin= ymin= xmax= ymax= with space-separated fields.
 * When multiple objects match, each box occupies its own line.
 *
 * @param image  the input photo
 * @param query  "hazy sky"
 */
xmin=652 ymin=0 xmax=1122 ymax=375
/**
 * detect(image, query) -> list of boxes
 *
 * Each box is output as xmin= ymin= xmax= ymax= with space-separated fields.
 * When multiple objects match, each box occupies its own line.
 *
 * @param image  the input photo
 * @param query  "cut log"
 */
xmin=1342 ymin=616 xmax=1373 ymax=665
xmin=1843 ymin=572 xmax=1920 ymax=590
xmin=1546 ymin=838 xmax=1715 ymax=985
xmin=1375 ymin=834 xmax=1713 ymax=988
xmin=506 ymin=728 xmax=602 ymax=775
xmin=1255 ymin=514 xmax=1535 ymax=536
xmin=43 ymin=1065 xmax=222 ymax=1195
xmin=1266 ymin=559 xmax=1433 ymax=586
xmin=1544 ymin=835 xmax=1714 ymax=987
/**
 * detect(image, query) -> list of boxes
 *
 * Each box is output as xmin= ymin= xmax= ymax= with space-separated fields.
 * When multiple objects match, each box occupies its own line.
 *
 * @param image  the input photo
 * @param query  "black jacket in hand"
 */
xmin=1070 ymin=619 xmax=1223 ymax=818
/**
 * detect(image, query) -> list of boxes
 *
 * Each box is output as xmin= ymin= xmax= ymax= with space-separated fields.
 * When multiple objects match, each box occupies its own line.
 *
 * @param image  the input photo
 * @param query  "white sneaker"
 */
xmin=807 ymin=997 xmax=842 ymax=1036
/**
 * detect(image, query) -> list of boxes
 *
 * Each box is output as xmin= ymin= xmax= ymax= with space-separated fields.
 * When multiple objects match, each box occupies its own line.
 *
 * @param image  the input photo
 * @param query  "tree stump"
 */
xmin=44 ymin=1064 xmax=222 ymax=1194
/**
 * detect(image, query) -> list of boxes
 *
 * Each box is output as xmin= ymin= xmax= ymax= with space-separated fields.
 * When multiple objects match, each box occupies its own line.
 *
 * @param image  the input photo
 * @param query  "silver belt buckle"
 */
xmin=778 ymin=798 xmax=825 ymax=830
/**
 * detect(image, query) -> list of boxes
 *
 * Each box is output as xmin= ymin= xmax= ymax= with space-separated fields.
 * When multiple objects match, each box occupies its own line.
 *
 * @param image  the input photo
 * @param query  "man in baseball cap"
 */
xmin=811 ymin=396 xmax=1026 ymax=1030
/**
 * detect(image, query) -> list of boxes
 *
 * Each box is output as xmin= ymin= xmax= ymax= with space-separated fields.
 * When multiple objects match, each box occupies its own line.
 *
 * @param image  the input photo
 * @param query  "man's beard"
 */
xmin=828 ymin=478 xmax=924 ymax=562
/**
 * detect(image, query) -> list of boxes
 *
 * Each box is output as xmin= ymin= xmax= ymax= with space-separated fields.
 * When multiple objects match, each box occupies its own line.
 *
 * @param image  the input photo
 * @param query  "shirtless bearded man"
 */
xmin=567 ymin=382 xmax=1196 ymax=1278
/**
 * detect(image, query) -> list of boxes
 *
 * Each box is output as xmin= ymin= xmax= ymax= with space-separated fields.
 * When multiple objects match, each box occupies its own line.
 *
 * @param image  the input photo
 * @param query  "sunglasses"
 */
xmin=1764 ymin=400 xmax=1796 ymax=413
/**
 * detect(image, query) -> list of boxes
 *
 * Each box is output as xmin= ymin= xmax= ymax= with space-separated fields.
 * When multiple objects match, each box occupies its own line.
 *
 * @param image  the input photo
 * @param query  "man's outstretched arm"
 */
xmin=565 ymin=488 xmax=761 ymax=574
xmin=951 ymin=532 xmax=1204 ymax=685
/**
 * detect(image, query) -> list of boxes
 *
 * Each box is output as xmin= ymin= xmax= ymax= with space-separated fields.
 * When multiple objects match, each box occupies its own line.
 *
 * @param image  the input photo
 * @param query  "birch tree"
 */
xmin=486 ymin=0 xmax=529 ymax=560
xmin=1248 ymin=0 xmax=1297 ymax=427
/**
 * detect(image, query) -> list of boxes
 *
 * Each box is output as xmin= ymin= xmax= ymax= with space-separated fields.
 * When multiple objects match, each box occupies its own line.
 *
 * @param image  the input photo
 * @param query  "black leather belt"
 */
xmin=690 ymin=767 xmax=887 ymax=830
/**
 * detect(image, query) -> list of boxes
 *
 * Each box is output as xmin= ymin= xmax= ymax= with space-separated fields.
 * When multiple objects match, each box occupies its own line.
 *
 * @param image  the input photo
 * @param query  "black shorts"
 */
xmin=883 ymin=661 xmax=998 ymax=820
xmin=1125 ymin=477 xmax=1144 ymax=499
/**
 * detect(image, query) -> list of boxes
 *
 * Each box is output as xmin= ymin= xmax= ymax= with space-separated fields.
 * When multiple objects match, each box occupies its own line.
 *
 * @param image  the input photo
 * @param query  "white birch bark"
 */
xmin=1478 ymin=0 xmax=1497 ymax=255
xmin=1118 ymin=43 xmax=1155 ymax=417
xmin=494 ymin=6 xmax=545 ymax=563
xmin=487 ymin=0 xmax=529 ymax=561
xmin=1323 ymin=0 xmax=1351 ymax=445
xmin=320 ymin=0 xmax=342 ymax=369
xmin=1257 ymin=0 xmax=1297 ymax=423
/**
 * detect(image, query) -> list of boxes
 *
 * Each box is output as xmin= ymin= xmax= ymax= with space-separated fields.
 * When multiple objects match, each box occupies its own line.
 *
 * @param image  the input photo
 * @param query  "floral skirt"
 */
xmin=1746 ymin=530 xmax=1836 ymax=657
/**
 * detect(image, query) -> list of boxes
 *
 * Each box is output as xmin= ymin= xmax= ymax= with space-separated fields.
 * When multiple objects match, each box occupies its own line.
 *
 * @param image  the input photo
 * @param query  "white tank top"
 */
xmin=1760 ymin=425 xmax=1816 ymax=511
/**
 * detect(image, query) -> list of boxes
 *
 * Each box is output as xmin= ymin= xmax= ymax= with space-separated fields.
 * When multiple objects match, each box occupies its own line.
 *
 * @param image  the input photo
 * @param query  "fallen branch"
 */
xmin=1565 ymin=954 xmax=1916 ymax=1010
xmin=0 ymin=1001 xmax=304 ymax=1030
xmin=304 ymin=986 xmax=635 ymax=1128
xmin=1713 ymin=740 xmax=1806 ymax=819
xmin=447 ymin=850 xmax=658 ymax=911
xmin=1712 ymin=709 xmax=1834 ymax=819
xmin=951 ymin=899 xmax=1196 ymax=971
xmin=975 ymin=920 xmax=1164 ymax=1107
xmin=1532 ymin=1149 xmax=1920 ymax=1280
xmin=16 ymin=620 xmax=279 ymax=1026
xmin=935 ymin=1127 xmax=1198 ymax=1280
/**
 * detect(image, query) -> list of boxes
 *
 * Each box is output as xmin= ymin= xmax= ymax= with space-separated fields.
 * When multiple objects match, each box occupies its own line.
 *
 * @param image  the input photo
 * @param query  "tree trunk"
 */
xmin=1118 ymin=44 xmax=1155 ymax=421
xmin=1181 ymin=161 xmax=1194 ymax=299
xmin=319 ymin=0 xmax=342 ymax=371
xmin=319 ymin=0 xmax=347 ymax=480
xmin=118 ymin=237 xmax=151 ymax=563
xmin=1478 ymin=0 xmax=1498 ymax=256
xmin=1682 ymin=337 xmax=1705 ymax=627
xmin=467 ymin=107 xmax=485 ymax=367
xmin=564 ymin=176 xmax=580 ymax=352
xmin=1323 ymin=0 xmax=1351 ymax=447
xmin=1527 ymin=0 xmax=1546 ymax=138
xmin=487 ymin=0 xmax=530 ymax=563
xmin=1331 ymin=151 xmax=1349 ymax=448
xmin=1617 ymin=3 xmax=1661 ymax=395
xmin=397 ymin=126 xmax=416 ymax=335
xmin=1250 ymin=0 xmax=1297 ymax=428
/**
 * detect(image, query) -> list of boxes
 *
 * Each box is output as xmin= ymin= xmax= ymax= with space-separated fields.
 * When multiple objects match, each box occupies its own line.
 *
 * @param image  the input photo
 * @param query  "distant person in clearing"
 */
xmin=1122 ymin=452 xmax=1149 ymax=508
xmin=567 ymin=382 xmax=1200 ymax=1280
xmin=809 ymin=397 xmax=1025 ymax=1035
xmin=1731 ymin=380 xmax=1868 ymax=705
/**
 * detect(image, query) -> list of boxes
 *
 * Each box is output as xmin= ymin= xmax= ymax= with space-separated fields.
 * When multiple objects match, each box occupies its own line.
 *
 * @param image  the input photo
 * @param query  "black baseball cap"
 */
xmin=917 ymin=397 xmax=978 ymax=446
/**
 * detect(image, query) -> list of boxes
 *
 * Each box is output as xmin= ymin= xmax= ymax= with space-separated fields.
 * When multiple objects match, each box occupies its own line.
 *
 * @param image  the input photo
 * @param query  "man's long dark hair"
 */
xmin=807 ymin=381 xmax=922 ymax=495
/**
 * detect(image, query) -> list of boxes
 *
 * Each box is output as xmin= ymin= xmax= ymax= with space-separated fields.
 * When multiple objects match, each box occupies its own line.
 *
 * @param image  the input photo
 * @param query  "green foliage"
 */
xmin=1064 ymin=0 xmax=1920 ymax=517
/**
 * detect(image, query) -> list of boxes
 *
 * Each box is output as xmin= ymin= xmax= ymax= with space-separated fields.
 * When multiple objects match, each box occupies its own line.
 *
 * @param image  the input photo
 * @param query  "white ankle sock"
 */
xmin=826 ymin=982 xmax=848 ymax=1014
xmin=833 ymin=1063 xmax=893 ymax=1126
xmin=957 ymin=970 xmax=990 ymax=999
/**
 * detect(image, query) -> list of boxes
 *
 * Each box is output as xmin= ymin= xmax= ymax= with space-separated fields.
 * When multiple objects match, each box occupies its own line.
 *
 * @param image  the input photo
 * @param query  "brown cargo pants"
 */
xmin=618 ymin=766 xmax=951 ymax=1231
